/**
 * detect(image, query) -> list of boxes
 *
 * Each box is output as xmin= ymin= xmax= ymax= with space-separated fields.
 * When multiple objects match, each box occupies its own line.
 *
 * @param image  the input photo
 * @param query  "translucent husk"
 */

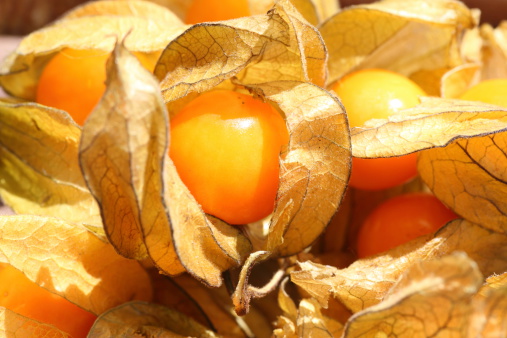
xmin=1 ymin=0 xmax=507 ymax=335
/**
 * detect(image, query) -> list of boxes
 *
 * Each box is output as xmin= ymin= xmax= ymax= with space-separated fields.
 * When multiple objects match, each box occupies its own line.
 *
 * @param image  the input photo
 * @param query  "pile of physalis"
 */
xmin=0 ymin=0 xmax=506 ymax=336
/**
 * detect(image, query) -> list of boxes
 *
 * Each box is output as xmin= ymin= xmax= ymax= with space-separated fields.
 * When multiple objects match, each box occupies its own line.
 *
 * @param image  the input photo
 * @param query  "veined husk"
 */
xmin=149 ymin=0 xmax=350 ymax=287
xmin=0 ymin=0 xmax=187 ymax=100
xmin=2 ymin=0 xmax=507 ymax=335
xmin=0 ymin=0 xmax=350 ymax=320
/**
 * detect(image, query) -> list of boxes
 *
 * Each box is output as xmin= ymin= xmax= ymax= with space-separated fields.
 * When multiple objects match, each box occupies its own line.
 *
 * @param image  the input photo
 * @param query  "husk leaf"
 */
xmin=0 ymin=0 xmax=186 ymax=100
xmin=88 ymin=301 xmax=218 ymax=337
xmin=0 ymin=215 xmax=152 ymax=315
xmin=320 ymin=0 xmax=475 ymax=87
xmin=351 ymin=98 xmax=507 ymax=158
xmin=291 ymin=219 xmax=507 ymax=313
xmin=79 ymin=43 xmax=166 ymax=261
xmin=468 ymin=272 xmax=507 ymax=335
xmin=77 ymin=41 xmax=250 ymax=285
xmin=153 ymin=0 xmax=349 ymax=289
xmin=418 ymin=133 xmax=507 ymax=233
xmin=343 ymin=252 xmax=483 ymax=337
xmin=478 ymin=23 xmax=507 ymax=80
xmin=0 ymin=307 xmax=70 ymax=338
xmin=170 ymin=274 xmax=273 ymax=337
xmin=155 ymin=0 xmax=327 ymax=104
xmin=297 ymin=298 xmax=343 ymax=337
xmin=256 ymin=81 xmax=350 ymax=256
xmin=0 ymin=101 xmax=102 ymax=232
xmin=440 ymin=63 xmax=480 ymax=99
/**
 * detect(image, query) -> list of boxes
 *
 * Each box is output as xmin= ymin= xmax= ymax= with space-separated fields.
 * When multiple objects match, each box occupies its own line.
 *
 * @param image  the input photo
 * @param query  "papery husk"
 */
xmin=0 ymin=101 xmax=102 ymax=232
xmin=342 ymin=253 xmax=483 ymax=336
xmin=0 ymin=0 xmax=186 ymax=100
xmin=0 ymin=307 xmax=70 ymax=338
xmin=278 ymin=0 xmax=339 ymax=27
xmin=418 ymin=133 xmax=507 ymax=234
xmin=319 ymin=0 xmax=475 ymax=87
xmin=79 ymin=42 xmax=169 ymax=261
xmin=277 ymin=277 xmax=298 ymax=321
xmin=468 ymin=272 xmax=507 ymax=336
xmin=285 ymin=0 xmax=320 ymax=26
xmin=297 ymin=298 xmax=343 ymax=337
xmin=155 ymin=0 xmax=328 ymax=102
xmin=351 ymin=98 xmax=507 ymax=158
xmin=291 ymin=219 xmax=507 ymax=314
xmin=453 ymin=20 xmax=507 ymax=86
xmin=77 ymin=41 xmax=250 ymax=285
xmin=478 ymin=22 xmax=507 ymax=80
xmin=153 ymin=0 xmax=350 ymax=290
xmin=273 ymin=316 xmax=298 ymax=338
xmin=284 ymin=253 xmax=507 ymax=336
xmin=257 ymin=81 xmax=349 ymax=257
xmin=160 ymin=163 xmax=252 ymax=286
xmin=170 ymin=274 xmax=274 ymax=337
xmin=0 ymin=215 xmax=153 ymax=315
xmin=88 ymin=301 xmax=218 ymax=337
xmin=414 ymin=10 xmax=507 ymax=236
xmin=274 ymin=277 xmax=344 ymax=337
xmin=440 ymin=63 xmax=481 ymax=99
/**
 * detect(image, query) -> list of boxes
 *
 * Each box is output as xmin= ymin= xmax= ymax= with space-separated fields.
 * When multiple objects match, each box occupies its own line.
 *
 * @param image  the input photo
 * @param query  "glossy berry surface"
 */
xmin=36 ymin=48 xmax=157 ymax=125
xmin=169 ymin=90 xmax=289 ymax=225
xmin=185 ymin=0 xmax=250 ymax=24
xmin=356 ymin=193 xmax=459 ymax=258
xmin=459 ymin=78 xmax=507 ymax=107
xmin=0 ymin=263 xmax=96 ymax=338
xmin=332 ymin=69 xmax=427 ymax=190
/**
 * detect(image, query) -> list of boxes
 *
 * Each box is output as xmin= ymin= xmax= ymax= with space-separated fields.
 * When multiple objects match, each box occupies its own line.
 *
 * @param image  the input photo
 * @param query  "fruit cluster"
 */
xmin=0 ymin=0 xmax=506 ymax=336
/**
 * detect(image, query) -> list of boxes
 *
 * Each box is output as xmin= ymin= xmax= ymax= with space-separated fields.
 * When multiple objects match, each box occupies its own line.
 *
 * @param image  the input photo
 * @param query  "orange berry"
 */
xmin=349 ymin=153 xmax=419 ymax=191
xmin=36 ymin=48 xmax=108 ymax=125
xmin=459 ymin=78 xmax=507 ymax=107
xmin=185 ymin=0 xmax=250 ymax=24
xmin=35 ymin=48 xmax=158 ymax=125
xmin=356 ymin=193 xmax=458 ymax=258
xmin=0 ymin=264 xmax=96 ymax=338
xmin=332 ymin=69 xmax=426 ymax=190
xmin=169 ymin=90 xmax=289 ymax=225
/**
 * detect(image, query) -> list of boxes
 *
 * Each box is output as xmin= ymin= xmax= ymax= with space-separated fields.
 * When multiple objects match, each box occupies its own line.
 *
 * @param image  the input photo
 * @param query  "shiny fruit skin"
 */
xmin=459 ymin=78 xmax=507 ymax=107
xmin=35 ymin=48 xmax=157 ymax=126
xmin=348 ymin=153 xmax=419 ymax=191
xmin=0 ymin=264 xmax=96 ymax=338
xmin=333 ymin=69 xmax=427 ymax=128
xmin=169 ymin=90 xmax=289 ymax=225
xmin=185 ymin=0 xmax=250 ymax=24
xmin=36 ymin=48 xmax=109 ymax=126
xmin=356 ymin=193 xmax=458 ymax=258
xmin=332 ymin=69 xmax=427 ymax=190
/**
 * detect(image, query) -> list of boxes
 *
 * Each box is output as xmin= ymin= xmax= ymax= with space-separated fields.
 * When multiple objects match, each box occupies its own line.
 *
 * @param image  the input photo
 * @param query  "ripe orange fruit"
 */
xmin=459 ymin=78 xmax=507 ymax=107
xmin=185 ymin=0 xmax=250 ymax=24
xmin=169 ymin=90 xmax=289 ymax=224
xmin=356 ymin=193 xmax=458 ymax=258
xmin=0 ymin=263 xmax=96 ymax=338
xmin=36 ymin=48 xmax=157 ymax=125
xmin=332 ymin=69 xmax=426 ymax=190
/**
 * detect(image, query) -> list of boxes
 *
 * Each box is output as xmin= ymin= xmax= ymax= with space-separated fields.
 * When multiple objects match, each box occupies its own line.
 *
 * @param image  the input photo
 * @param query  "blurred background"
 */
xmin=0 ymin=0 xmax=505 ymax=36
xmin=0 ymin=0 xmax=90 ymax=35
